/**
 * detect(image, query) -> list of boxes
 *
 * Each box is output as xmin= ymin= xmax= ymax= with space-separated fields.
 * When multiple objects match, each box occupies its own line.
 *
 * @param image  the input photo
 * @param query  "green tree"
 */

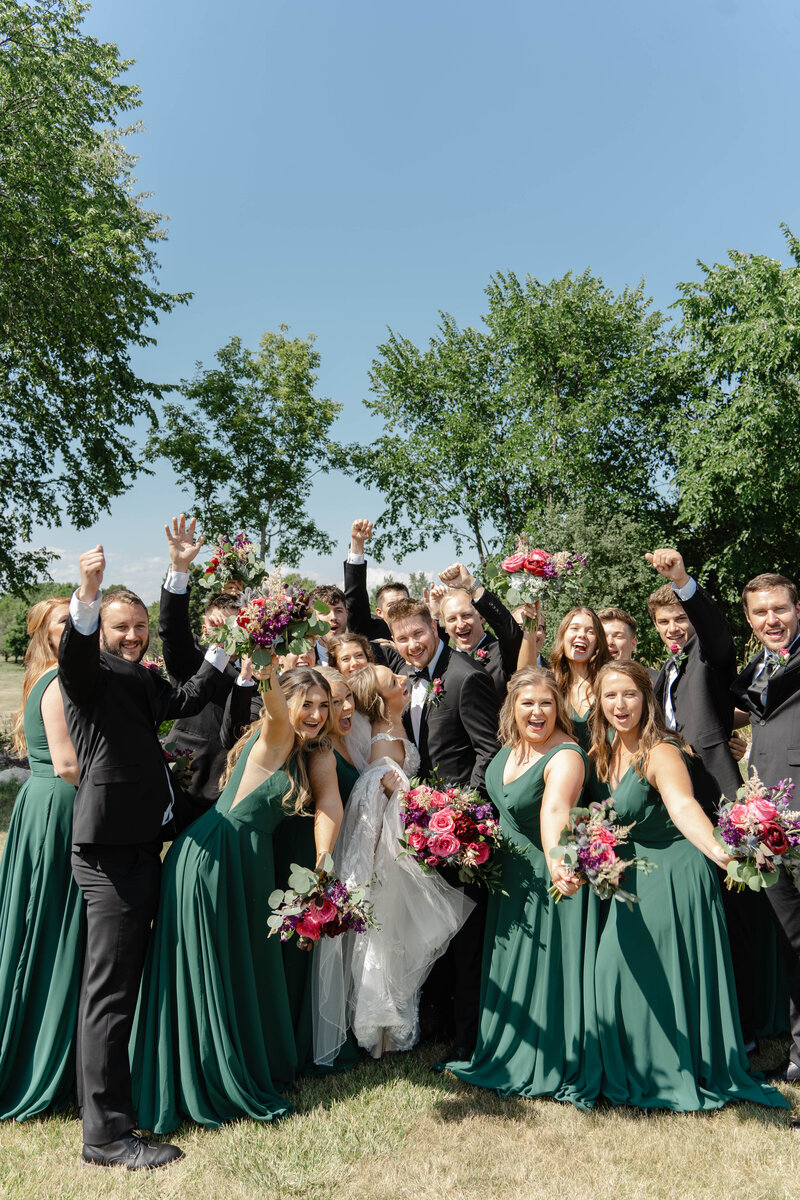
xmin=352 ymin=270 xmax=682 ymax=568
xmin=4 ymin=607 xmax=30 ymax=662
xmin=0 ymin=0 xmax=189 ymax=592
xmin=672 ymin=225 xmax=800 ymax=615
xmin=148 ymin=329 xmax=342 ymax=567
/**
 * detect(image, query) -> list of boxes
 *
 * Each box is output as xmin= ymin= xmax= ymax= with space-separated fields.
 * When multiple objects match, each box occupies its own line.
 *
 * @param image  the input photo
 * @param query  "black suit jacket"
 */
xmin=732 ymin=646 xmax=800 ymax=789
xmin=159 ymin=586 xmax=240 ymax=808
xmin=471 ymin=586 xmax=523 ymax=700
xmin=343 ymin=559 xmax=391 ymax=641
xmin=386 ymin=643 xmax=500 ymax=798
xmin=59 ymin=616 xmax=220 ymax=845
xmin=653 ymin=584 xmax=741 ymax=806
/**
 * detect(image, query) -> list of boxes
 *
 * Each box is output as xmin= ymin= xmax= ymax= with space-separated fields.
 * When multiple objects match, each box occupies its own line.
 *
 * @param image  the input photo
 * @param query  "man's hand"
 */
xmin=645 ymin=548 xmax=691 ymax=589
xmin=78 ymin=545 xmax=105 ymax=603
xmin=165 ymin=514 xmax=205 ymax=572
xmin=728 ymin=731 xmax=748 ymax=763
xmin=439 ymin=562 xmax=476 ymax=592
xmin=423 ymin=583 xmax=448 ymax=621
xmin=350 ymin=518 xmax=373 ymax=556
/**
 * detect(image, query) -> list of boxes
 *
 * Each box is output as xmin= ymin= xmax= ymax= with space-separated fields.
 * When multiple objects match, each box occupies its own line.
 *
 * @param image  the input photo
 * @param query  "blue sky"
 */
xmin=30 ymin=0 xmax=800 ymax=601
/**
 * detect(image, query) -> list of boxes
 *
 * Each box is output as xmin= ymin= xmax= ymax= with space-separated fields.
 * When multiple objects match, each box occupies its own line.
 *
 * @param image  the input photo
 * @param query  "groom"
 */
xmin=383 ymin=597 xmax=499 ymax=1057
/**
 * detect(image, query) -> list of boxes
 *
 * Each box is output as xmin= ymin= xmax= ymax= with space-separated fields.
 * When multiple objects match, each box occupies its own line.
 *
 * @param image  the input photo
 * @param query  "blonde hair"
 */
xmin=11 ymin=598 xmax=70 ymax=757
xmin=219 ymin=668 xmax=333 ymax=814
xmin=348 ymin=664 xmax=390 ymax=725
xmin=590 ymin=660 xmax=691 ymax=782
xmin=498 ymin=667 xmax=574 ymax=747
xmin=550 ymin=607 xmax=610 ymax=697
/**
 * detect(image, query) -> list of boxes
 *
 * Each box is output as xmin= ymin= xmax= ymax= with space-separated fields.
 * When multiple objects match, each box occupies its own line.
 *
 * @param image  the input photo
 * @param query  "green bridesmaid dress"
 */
xmin=445 ymin=743 xmax=602 ymax=1110
xmin=0 ymin=668 xmax=83 ymax=1121
xmin=569 ymin=706 xmax=592 ymax=753
xmin=591 ymin=766 xmax=788 ymax=1111
xmin=130 ymin=734 xmax=297 ymax=1133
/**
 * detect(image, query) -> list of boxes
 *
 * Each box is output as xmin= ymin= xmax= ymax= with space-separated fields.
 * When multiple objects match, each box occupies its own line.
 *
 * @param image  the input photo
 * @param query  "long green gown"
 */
xmin=445 ymin=743 xmax=602 ymax=1110
xmin=569 ymin=706 xmax=592 ymax=753
xmin=130 ymin=734 xmax=296 ymax=1133
xmin=272 ymin=747 xmax=360 ymax=1075
xmin=0 ymin=668 xmax=84 ymax=1121
xmin=591 ymin=766 xmax=788 ymax=1111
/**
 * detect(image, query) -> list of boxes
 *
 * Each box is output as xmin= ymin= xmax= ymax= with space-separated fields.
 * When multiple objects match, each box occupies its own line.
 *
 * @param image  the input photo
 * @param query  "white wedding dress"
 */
xmin=332 ymin=733 xmax=475 ymax=1057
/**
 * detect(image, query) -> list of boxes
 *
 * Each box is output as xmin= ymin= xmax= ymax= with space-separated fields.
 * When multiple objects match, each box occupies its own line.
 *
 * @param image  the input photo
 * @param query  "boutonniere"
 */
xmin=427 ymin=677 xmax=444 ymax=707
xmin=765 ymin=647 xmax=790 ymax=673
xmin=472 ymin=647 xmax=488 ymax=662
xmin=665 ymin=643 xmax=687 ymax=670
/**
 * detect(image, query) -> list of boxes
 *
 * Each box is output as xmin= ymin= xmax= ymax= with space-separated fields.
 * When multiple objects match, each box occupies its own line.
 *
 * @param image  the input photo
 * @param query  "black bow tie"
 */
xmin=411 ymin=667 xmax=430 ymax=684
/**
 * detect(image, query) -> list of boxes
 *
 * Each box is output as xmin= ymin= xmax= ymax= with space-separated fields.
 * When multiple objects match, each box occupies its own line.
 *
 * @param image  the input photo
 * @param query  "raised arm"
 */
xmin=343 ymin=518 xmax=391 ymax=640
xmin=160 ymin=514 xmax=207 ymax=682
xmin=516 ymin=602 xmax=542 ymax=670
xmin=646 ymin=547 xmax=735 ymax=674
xmin=58 ymin=545 xmax=105 ymax=708
xmin=647 ymin=741 xmax=731 ymax=866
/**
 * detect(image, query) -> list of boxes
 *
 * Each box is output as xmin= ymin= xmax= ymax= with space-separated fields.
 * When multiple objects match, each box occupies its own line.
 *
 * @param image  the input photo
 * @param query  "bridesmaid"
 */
xmin=327 ymin=633 xmax=374 ymax=677
xmin=444 ymin=667 xmax=602 ymax=1108
xmin=315 ymin=666 xmax=362 ymax=804
xmin=130 ymin=659 xmax=343 ymax=1133
xmin=549 ymin=607 xmax=610 ymax=752
xmin=0 ymin=598 xmax=84 ymax=1120
xmin=589 ymin=660 xmax=788 ymax=1112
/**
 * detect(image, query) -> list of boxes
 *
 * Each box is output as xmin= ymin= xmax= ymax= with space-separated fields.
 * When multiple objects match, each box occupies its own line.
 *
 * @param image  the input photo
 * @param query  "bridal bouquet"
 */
xmin=204 ymin=568 xmax=330 ymax=687
xmin=268 ymin=854 xmax=376 ymax=949
xmin=548 ymin=801 xmax=654 ymax=909
xmin=200 ymin=533 xmax=267 ymax=592
xmin=715 ymin=770 xmax=800 ymax=892
xmin=500 ymin=537 xmax=587 ymax=630
xmin=398 ymin=781 xmax=513 ymax=890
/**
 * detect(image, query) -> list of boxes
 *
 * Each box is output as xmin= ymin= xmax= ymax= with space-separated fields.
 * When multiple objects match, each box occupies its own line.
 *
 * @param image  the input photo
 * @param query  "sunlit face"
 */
xmin=390 ymin=615 xmax=439 ymax=669
xmin=46 ymin=605 xmax=70 ymax=658
xmin=744 ymin=587 xmax=800 ymax=651
xmin=320 ymin=600 xmax=348 ymax=637
xmin=374 ymin=664 xmax=410 ymax=713
xmin=279 ymin=648 xmax=316 ymax=671
xmin=288 ymin=685 xmax=330 ymax=740
xmin=652 ymin=605 xmax=695 ymax=652
xmin=376 ymin=587 xmax=408 ymax=618
xmin=564 ymin=615 xmax=597 ymax=663
xmin=602 ymin=620 xmax=637 ymax=662
xmin=440 ymin=591 xmax=484 ymax=652
xmin=600 ymin=671 xmax=644 ymax=735
xmin=100 ymin=601 xmax=150 ymax=663
xmin=335 ymin=640 xmax=369 ymax=676
xmin=514 ymin=683 xmax=558 ymax=747
xmin=329 ymin=681 xmax=355 ymax=735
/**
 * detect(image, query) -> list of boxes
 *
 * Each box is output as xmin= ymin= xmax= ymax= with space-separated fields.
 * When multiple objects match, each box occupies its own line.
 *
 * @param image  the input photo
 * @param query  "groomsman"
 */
xmin=437 ymin=562 xmax=522 ymax=701
xmin=383 ymin=597 xmax=500 ymax=1058
xmin=731 ymin=572 xmax=800 ymax=1082
xmin=308 ymin=584 xmax=349 ymax=665
xmin=60 ymin=538 xmax=229 ymax=1170
xmin=598 ymin=607 xmax=658 ymax=683
xmin=343 ymin=518 xmax=409 ymax=641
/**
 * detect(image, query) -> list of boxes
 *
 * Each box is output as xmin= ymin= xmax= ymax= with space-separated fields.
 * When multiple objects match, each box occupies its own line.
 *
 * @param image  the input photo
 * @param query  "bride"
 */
xmin=333 ymin=664 xmax=474 ymax=1057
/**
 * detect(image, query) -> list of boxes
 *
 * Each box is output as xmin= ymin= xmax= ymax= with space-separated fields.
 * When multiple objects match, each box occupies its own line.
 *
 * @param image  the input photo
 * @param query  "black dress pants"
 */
xmin=764 ymin=865 xmax=800 ymax=1068
xmin=71 ymin=842 xmax=161 ymax=1144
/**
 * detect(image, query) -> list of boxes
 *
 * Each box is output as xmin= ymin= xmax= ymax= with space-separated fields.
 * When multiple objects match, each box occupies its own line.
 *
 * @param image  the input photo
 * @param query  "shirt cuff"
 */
xmin=164 ymin=569 xmax=190 ymax=595
xmin=70 ymin=589 xmax=101 ymax=635
xmin=204 ymin=645 xmax=230 ymax=673
xmin=347 ymin=552 xmax=365 ymax=565
xmin=235 ymin=676 xmax=255 ymax=688
xmin=671 ymin=577 xmax=697 ymax=602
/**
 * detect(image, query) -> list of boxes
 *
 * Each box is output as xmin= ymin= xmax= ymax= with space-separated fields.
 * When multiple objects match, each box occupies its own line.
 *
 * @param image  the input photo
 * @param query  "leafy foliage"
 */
xmin=0 ymin=0 xmax=189 ymax=591
xmin=148 ymin=329 xmax=342 ymax=567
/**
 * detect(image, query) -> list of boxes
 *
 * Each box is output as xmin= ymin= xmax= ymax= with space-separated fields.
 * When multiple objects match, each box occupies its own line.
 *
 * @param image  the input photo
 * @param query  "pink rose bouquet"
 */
xmin=500 ymin=535 xmax=587 ymax=630
xmin=199 ymin=532 xmax=267 ymax=592
xmin=268 ymin=854 xmax=376 ymax=949
xmin=548 ymin=800 xmax=654 ymax=908
xmin=398 ymin=780 xmax=518 ymax=890
xmin=715 ymin=770 xmax=800 ymax=891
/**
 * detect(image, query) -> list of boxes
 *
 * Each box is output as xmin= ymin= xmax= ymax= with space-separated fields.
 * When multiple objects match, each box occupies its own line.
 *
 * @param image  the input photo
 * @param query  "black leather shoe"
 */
xmin=444 ymin=1044 xmax=474 ymax=1062
xmin=82 ymin=1131 xmax=183 ymax=1170
xmin=764 ymin=1061 xmax=800 ymax=1084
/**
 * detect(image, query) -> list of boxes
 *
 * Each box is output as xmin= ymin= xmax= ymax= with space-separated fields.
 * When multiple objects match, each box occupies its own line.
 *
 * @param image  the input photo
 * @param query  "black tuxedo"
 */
xmin=343 ymin=558 xmax=391 ymax=641
xmin=159 ymin=586 xmax=241 ymax=812
xmin=732 ymin=643 xmax=800 ymax=1067
xmin=469 ymin=587 xmax=523 ymax=702
xmin=59 ymin=609 xmax=221 ymax=1145
xmin=653 ymin=585 xmax=741 ymax=809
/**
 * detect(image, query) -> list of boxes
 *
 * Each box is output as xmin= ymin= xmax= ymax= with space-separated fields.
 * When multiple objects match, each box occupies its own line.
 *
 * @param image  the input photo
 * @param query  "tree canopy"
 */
xmin=0 ymin=0 xmax=188 ymax=591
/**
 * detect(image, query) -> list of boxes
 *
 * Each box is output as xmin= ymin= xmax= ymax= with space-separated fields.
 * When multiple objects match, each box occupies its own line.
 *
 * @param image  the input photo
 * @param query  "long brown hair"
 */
xmin=550 ymin=607 xmax=610 ymax=697
xmin=11 ymin=597 xmax=70 ymax=757
xmin=219 ymin=668 xmax=333 ymax=814
xmin=498 ymin=667 xmax=574 ymax=747
xmin=589 ymin=660 xmax=691 ymax=782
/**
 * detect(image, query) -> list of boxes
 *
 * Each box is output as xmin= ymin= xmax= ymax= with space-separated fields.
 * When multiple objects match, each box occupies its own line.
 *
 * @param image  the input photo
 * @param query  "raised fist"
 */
xmin=645 ymin=548 xmax=690 ymax=589
xmin=78 ymin=545 xmax=105 ymax=602
xmin=438 ymin=562 xmax=475 ymax=592
xmin=350 ymin=519 xmax=373 ymax=555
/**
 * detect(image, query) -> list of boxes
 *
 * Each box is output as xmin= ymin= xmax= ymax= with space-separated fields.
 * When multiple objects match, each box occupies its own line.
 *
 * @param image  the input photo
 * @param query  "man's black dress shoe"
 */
xmin=763 ymin=1061 xmax=800 ymax=1084
xmin=82 ymin=1131 xmax=183 ymax=1170
xmin=444 ymin=1045 xmax=474 ymax=1063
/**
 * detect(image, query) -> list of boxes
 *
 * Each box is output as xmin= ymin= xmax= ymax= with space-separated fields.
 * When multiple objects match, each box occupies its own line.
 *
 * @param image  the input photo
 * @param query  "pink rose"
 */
xmin=306 ymin=895 xmax=338 ymax=925
xmin=295 ymin=916 xmax=321 ymax=940
xmin=408 ymin=831 xmax=427 ymax=852
xmin=428 ymin=807 xmax=456 ymax=834
xmin=749 ymin=797 xmax=778 ymax=823
xmin=501 ymin=552 xmax=526 ymax=573
xmin=669 ymin=643 xmax=680 ymax=654
xmin=426 ymin=855 xmax=440 ymax=866
xmin=523 ymin=549 xmax=551 ymax=576
xmin=729 ymin=803 xmax=749 ymax=829
xmin=595 ymin=826 xmax=617 ymax=846
xmin=468 ymin=841 xmax=490 ymax=865
xmin=428 ymin=832 xmax=460 ymax=858
xmin=430 ymin=791 xmax=449 ymax=808
xmin=590 ymin=840 xmax=616 ymax=865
